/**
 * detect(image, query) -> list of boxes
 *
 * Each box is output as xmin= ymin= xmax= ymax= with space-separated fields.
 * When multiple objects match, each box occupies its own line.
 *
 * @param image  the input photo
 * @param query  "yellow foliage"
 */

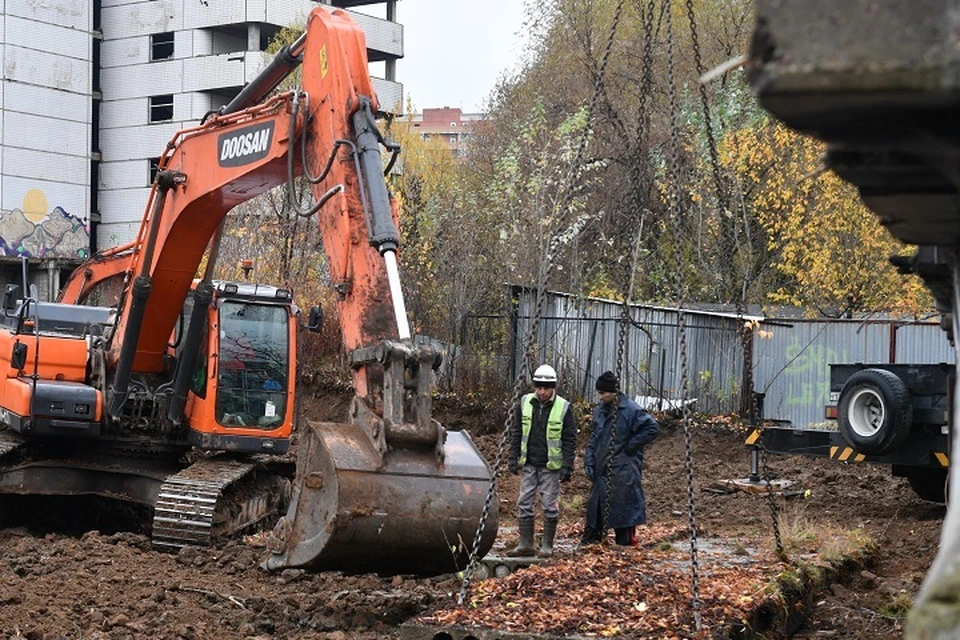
xmin=719 ymin=119 xmax=932 ymax=315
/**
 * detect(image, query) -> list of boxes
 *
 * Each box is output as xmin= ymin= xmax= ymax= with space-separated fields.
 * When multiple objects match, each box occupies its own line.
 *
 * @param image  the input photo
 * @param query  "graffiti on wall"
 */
xmin=0 ymin=189 xmax=90 ymax=259
xmin=780 ymin=339 xmax=846 ymax=414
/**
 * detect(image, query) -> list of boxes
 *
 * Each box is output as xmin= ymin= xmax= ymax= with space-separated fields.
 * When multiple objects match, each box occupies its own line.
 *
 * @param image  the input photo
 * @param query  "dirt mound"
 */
xmin=0 ymin=390 xmax=943 ymax=639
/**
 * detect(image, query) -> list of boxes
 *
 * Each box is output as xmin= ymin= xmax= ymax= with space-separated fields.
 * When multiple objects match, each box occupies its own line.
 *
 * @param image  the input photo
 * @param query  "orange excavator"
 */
xmin=0 ymin=6 xmax=496 ymax=576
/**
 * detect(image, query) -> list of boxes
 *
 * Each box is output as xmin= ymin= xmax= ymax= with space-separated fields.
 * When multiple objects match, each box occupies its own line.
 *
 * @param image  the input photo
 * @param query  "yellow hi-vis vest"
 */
xmin=519 ymin=393 xmax=568 ymax=470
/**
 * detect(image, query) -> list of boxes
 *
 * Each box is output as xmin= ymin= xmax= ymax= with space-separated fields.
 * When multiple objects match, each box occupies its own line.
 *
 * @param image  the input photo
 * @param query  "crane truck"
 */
xmin=0 ymin=6 xmax=497 ymax=576
xmin=748 ymin=358 xmax=952 ymax=503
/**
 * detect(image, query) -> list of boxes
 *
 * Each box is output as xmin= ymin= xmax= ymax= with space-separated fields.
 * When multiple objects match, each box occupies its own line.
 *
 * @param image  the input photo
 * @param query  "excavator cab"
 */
xmin=183 ymin=282 xmax=296 ymax=455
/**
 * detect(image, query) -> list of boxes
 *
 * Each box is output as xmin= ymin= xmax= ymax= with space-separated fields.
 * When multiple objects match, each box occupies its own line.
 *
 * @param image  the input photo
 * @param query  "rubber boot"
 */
xmin=538 ymin=517 xmax=558 ymax=557
xmin=506 ymin=517 xmax=536 ymax=557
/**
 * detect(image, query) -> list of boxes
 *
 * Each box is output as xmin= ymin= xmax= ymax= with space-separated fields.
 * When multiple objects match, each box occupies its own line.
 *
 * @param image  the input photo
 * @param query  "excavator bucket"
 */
xmin=263 ymin=412 xmax=497 ymax=576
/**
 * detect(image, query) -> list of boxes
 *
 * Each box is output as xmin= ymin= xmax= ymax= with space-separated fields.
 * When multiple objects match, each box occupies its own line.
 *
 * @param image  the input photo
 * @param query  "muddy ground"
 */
xmin=0 ymin=385 xmax=944 ymax=639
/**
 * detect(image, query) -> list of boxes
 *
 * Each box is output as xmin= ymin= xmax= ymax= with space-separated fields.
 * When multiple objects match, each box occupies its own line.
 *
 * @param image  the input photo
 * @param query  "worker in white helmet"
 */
xmin=507 ymin=363 xmax=577 ymax=558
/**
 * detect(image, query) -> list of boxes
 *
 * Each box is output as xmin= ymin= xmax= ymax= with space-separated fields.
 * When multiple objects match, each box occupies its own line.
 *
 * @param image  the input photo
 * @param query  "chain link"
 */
xmin=737 ymin=302 xmax=785 ymax=556
xmin=457 ymin=371 xmax=525 ymax=604
xmin=685 ymin=0 xmax=726 ymax=213
xmin=686 ymin=0 xmax=744 ymax=304
xmin=686 ymin=0 xmax=786 ymax=561
xmin=457 ymin=0 xmax=626 ymax=604
xmin=664 ymin=1 xmax=702 ymax=631
xmin=759 ymin=432 xmax=786 ymax=559
xmin=600 ymin=304 xmax=630 ymax=534
xmin=627 ymin=0 xmax=658 ymax=193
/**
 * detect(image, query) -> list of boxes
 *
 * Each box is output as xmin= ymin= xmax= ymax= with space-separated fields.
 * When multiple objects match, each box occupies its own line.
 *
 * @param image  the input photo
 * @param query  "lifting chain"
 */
xmin=457 ymin=0 xmax=626 ymax=605
xmin=685 ymin=0 xmax=787 ymax=560
xmin=685 ymin=0 xmax=726 ymax=213
xmin=743 ymin=322 xmax=786 ymax=560
xmin=601 ymin=302 xmax=630 ymax=535
xmin=600 ymin=0 xmax=658 ymax=535
xmin=664 ymin=1 xmax=702 ymax=631
xmin=759 ymin=429 xmax=786 ymax=559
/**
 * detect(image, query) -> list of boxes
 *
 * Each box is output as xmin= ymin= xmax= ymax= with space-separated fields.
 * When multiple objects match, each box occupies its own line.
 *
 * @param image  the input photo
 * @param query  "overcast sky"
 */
xmin=356 ymin=1 xmax=529 ymax=113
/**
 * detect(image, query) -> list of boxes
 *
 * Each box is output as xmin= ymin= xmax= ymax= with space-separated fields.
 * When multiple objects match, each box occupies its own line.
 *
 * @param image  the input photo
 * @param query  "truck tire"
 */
xmin=837 ymin=368 xmax=912 ymax=455
xmin=906 ymin=469 xmax=948 ymax=504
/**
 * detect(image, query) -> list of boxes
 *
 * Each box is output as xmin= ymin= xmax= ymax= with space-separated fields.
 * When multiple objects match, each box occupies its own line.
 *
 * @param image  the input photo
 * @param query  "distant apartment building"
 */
xmin=411 ymin=107 xmax=486 ymax=155
xmin=0 ymin=0 xmax=401 ymax=299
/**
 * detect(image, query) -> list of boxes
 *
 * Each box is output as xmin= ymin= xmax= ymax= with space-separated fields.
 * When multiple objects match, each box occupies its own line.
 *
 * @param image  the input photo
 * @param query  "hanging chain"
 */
xmin=685 ymin=0 xmax=725 ymax=212
xmin=686 ymin=0 xmax=784 ymax=560
xmin=457 ymin=298 xmax=544 ymax=605
xmin=596 ymin=0 xmax=629 ymax=544
xmin=562 ymin=0 xmax=625 ymax=195
xmin=458 ymin=0 xmax=625 ymax=605
xmin=601 ymin=303 xmax=630 ymax=536
xmin=759 ymin=429 xmax=786 ymax=560
xmin=627 ymin=0 xmax=658 ymax=201
xmin=664 ymin=1 xmax=701 ymax=631
xmin=457 ymin=373 xmax=521 ymax=605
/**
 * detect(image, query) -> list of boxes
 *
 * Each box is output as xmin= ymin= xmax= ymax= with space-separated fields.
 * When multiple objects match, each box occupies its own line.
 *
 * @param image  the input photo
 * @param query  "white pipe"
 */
xmin=382 ymin=250 xmax=411 ymax=340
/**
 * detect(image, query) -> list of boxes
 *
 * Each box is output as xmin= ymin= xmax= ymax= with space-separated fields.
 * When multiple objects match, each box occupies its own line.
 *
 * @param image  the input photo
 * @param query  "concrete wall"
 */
xmin=0 ymin=0 xmax=92 ymax=261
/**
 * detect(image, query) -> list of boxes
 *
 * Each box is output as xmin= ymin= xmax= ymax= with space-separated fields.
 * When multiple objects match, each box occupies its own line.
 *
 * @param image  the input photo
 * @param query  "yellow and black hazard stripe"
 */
xmin=829 ymin=446 xmax=866 ymax=462
xmin=826 ymin=447 xmax=950 ymax=466
xmin=745 ymin=429 xmax=761 ymax=445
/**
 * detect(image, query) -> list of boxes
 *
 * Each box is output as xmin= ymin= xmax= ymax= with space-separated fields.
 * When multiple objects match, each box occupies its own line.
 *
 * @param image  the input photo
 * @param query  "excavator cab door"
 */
xmin=214 ymin=299 xmax=290 ymax=430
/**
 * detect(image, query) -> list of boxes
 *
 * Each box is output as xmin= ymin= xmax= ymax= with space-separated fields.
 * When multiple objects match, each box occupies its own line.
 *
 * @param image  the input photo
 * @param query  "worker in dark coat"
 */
xmin=581 ymin=371 xmax=660 ymax=546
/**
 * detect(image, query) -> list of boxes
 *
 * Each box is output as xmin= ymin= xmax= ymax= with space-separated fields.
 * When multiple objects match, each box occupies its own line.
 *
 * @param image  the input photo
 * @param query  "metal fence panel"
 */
xmin=469 ymin=288 xmax=954 ymax=425
xmin=753 ymin=319 xmax=953 ymax=429
xmin=895 ymin=323 xmax=954 ymax=365
xmin=510 ymin=289 xmax=746 ymax=414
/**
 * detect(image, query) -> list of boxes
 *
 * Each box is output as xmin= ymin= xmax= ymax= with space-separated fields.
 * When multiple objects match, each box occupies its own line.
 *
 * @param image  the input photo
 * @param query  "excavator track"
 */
xmin=0 ymin=429 xmax=25 ymax=461
xmin=152 ymin=457 xmax=287 ymax=552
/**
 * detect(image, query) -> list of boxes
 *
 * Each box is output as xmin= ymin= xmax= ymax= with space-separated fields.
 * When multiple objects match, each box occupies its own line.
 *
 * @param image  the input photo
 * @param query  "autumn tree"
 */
xmin=717 ymin=117 xmax=933 ymax=316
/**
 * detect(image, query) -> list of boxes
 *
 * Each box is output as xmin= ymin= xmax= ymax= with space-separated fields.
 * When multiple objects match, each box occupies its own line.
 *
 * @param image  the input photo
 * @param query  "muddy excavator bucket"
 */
xmin=263 ymin=399 xmax=497 ymax=576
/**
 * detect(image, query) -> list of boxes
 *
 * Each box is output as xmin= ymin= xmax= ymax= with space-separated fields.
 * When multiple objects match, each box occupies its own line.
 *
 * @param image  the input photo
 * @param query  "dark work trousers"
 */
xmin=581 ymin=498 xmax=637 ymax=546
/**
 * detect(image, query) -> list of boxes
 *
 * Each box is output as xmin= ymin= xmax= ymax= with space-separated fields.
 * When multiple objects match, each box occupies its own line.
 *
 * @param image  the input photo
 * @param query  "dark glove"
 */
xmin=559 ymin=469 xmax=572 ymax=483
xmin=508 ymin=461 xmax=519 ymax=475
xmin=585 ymin=467 xmax=594 ymax=482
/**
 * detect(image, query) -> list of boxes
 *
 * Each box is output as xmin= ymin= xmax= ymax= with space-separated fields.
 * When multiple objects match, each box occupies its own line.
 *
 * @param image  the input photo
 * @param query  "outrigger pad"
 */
xmin=263 ymin=419 xmax=497 ymax=576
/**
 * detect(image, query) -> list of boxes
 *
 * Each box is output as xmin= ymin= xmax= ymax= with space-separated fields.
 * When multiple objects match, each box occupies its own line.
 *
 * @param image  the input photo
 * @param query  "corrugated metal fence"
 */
xmin=458 ymin=287 xmax=954 ymax=427
xmin=753 ymin=318 xmax=953 ymax=429
xmin=510 ymin=288 xmax=748 ymax=415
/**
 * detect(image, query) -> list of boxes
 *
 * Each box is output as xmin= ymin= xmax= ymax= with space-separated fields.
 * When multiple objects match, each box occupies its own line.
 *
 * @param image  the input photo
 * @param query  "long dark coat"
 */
xmin=583 ymin=393 xmax=660 ymax=529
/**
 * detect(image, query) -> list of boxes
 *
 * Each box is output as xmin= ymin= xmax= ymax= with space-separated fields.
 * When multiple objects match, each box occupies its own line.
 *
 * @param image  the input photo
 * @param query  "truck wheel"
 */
xmin=906 ymin=469 xmax=948 ymax=503
xmin=837 ymin=368 xmax=912 ymax=455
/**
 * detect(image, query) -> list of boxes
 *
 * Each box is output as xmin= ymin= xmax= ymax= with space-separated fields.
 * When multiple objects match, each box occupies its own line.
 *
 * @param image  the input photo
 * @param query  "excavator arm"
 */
xmin=105 ymin=8 xmax=409 ymax=415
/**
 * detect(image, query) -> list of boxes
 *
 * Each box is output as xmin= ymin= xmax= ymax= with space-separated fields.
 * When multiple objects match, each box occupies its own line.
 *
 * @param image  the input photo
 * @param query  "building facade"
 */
xmin=0 ymin=0 xmax=401 ymax=299
xmin=411 ymin=107 xmax=485 ymax=156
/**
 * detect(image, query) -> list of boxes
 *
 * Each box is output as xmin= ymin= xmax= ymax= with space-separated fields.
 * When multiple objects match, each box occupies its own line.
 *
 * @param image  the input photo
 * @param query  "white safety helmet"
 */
xmin=532 ymin=364 xmax=558 ymax=387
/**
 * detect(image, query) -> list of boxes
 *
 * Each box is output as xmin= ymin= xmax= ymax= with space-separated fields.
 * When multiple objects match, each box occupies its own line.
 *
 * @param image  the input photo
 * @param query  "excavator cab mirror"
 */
xmin=10 ymin=341 xmax=26 ymax=371
xmin=2 ymin=284 xmax=19 ymax=313
xmin=307 ymin=305 xmax=323 ymax=333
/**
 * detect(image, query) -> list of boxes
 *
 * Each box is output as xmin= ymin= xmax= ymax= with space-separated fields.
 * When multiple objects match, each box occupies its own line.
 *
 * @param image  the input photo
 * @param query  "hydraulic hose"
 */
xmin=167 ymin=280 xmax=214 ymax=425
